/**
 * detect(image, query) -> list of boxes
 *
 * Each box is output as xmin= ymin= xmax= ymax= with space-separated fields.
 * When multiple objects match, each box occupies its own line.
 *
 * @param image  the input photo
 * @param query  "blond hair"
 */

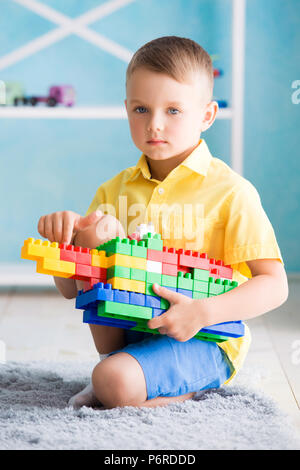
xmin=126 ymin=36 xmax=214 ymax=101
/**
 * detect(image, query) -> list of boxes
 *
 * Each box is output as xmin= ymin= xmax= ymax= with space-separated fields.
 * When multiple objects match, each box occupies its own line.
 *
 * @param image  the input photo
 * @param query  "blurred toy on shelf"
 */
xmin=0 ymin=81 xmax=26 ymax=106
xmin=21 ymin=85 xmax=76 ymax=107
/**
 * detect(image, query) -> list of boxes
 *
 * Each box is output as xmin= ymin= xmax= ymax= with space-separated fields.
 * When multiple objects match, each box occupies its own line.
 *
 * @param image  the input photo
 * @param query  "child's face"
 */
xmin=125 ymin=67 xmax=215 ymax=161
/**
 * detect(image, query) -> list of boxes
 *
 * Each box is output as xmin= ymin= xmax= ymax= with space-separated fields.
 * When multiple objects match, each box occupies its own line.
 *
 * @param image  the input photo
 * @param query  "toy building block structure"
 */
xmin=21 ymin=224 xmax=244 ymax=343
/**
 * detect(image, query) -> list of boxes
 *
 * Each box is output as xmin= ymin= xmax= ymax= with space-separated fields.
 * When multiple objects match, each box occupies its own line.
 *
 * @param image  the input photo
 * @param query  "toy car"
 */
xmin=25 ymin=85 xmax=76 ymax=107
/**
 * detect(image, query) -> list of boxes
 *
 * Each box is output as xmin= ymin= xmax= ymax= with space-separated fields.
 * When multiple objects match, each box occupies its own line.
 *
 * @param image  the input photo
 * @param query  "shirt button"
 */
xmin=158 ymin=187 xmax=164 ymax=195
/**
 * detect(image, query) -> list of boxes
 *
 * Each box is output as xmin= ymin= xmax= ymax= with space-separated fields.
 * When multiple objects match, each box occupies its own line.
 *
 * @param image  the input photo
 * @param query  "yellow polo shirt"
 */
xmin=86 ymin=139 xmax=284 ymax=384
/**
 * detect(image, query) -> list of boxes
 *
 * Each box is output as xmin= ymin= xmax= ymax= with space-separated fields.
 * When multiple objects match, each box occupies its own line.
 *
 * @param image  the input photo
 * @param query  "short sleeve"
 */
xmin=223 ymin=181 xmax=284 ymax=279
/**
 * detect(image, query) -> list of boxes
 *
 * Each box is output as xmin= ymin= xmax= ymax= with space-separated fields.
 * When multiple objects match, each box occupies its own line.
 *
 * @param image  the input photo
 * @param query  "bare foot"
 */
xmin=68 ymin=382 xmax=102 ymax=409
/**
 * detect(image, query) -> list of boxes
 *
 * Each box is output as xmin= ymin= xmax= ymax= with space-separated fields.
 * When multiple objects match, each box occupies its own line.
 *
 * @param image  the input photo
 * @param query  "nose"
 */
xmin=147 ymin=111 xmax=164 ymax=132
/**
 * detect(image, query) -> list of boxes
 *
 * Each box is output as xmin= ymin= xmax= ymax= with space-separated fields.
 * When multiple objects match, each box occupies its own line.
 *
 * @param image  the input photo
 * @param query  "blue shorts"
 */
xmin=108 ymin=330 xmax=234 ymax=400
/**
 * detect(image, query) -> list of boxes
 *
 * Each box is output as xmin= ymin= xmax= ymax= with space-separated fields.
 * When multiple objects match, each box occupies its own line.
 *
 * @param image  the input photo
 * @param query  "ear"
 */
xmin=201 ymin=100 xmax=219 ymax=132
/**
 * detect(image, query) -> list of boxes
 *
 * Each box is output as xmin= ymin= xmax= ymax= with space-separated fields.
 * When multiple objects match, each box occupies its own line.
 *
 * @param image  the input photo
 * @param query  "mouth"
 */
xmin=147 ymin=140 xmax=167 ymax=145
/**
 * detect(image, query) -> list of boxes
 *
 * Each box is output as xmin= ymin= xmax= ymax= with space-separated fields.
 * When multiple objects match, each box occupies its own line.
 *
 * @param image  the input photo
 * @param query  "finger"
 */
xmin=152 ymin=283 xmax=181 ymax=304
xmin=62 ymin=213 xmax=75 ymax=245
xmin=148 ymin=312 xmax=168 ymax=330
xmin=53 ymin=212 xmax=63 ymax=243
xmin=75 ymin=210 xmax=103 ymax=232
xmin=44 ymin=215 xmax=55 ymax=242
xmin=158 ymin=327 xmax=168 ymax=335
xmin=37 ymin=216 xmax=45 ymax=238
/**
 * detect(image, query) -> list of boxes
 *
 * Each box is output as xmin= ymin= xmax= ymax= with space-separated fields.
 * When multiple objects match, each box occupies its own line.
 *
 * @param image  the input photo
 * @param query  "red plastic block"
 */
xmin=74 ymin=246 xmax=92 ymax=265
xmin=177 ymin=265 xmax=191 ymax=275
xmin=75 ymin=263 xmax=92 ymax=278
xmin=59 ymin=244 xmax=92 ymax=265
xmin=177 ymin=250 xmax=210 ymax=270
xmin=162 ymin=263 xmax=178 ymax=276
xmin=82 ymin=278 xmax=106 ymax=291
xmin=215 ymin=260 xmax=233 ymax=279
xmin=162 ymin=247 xmax=178 ymax=265
xmin=147 ymin=249 xmax=163 ymax=262
xmin=91 ymin=266 xmax=107 ymax=279
xmin=59 ymin=243 xmax=77 ymax=263
xmin=209 ymin=268 xmax=220 ymax=280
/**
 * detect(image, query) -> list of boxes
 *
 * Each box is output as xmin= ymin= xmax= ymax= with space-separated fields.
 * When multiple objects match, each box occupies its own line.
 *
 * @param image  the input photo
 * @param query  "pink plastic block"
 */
xmin=162 ymin=263 xmax=178 ymax=276
xmin=177 ymin=250 xmax=210 ymax=270
xmin=147 ymin=249 xmax=163 ymax=262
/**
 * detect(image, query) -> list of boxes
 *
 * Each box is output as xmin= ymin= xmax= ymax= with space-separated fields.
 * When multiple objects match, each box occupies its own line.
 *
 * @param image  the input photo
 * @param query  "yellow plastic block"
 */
xmin=21 ymin=238 xmax=60 ymax=261
xmin=91 ymin=249 xmax=107 ymax=268
xmin=106 ymin=254 xmax=132 ymax=268
xmin=36 ymin=257 xmax=76 ymax=278
xmin=130 ymin=256 xmax=147 ymax=270
xmin=106 ymin=253 xmax=147 ymax=270
xmin=107 ymin=277 xmax=145 ymax=294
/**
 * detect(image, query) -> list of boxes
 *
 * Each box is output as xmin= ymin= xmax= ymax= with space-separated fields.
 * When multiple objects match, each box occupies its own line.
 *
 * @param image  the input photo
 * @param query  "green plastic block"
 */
xmin=131 ymin=323 xmax=160 ymax=335
xmin=224 ymin=280 xmax=238 ymax=292
xmin=145 ymin=282 xmax=160 ymax=296
xmin=193 ymin=279 xmax=209 ymax=293
xmin=130 ymin=239 xmax=147 ymax=258
xmin=142 ymin=232 xmax=163 ymax=251
xmin=146 ymin=272 xmax=161 ymax=284
xmin=96 ymin=236 xmax=132 ymax=256
xmin=177 ymin=272 xmax=193 ymax=290
xmin=130 ymin=267 xmax=146 ymax=281
xmin=192 ymin=291 xmax=208 ymax=299
xmin=192 ymin=268 xmax=209 ymax=281
xmin=107 ymin=265 xmax=130 ymax=280
xmin=160 ymin=298 xmax=170 ymax=309
xmin=98 ymin=300 xmax=152 ymax=320
xmin=194 ymin=331 xmax=228 ymax=342
xmin=161 ymin=274 xmax=177 ymax=288
xmin=208 ymin=277 xmax=225 ymax=296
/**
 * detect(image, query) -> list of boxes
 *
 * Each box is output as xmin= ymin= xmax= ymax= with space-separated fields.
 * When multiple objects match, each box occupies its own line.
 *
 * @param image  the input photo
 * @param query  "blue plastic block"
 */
xmin=177 ymin=288 xmax=193 ymax=298
xmin=76 ymin=282 xmax=113 ymax=309
xmin=145 ymin=294 xmax=161 ymax=308
xmin=152 ymin=308 xmax=164 ymax=317
xmin=113 ymin=289 xmax=130 ymax=304
xmin=129 ymin=291 xmax=146 ymax=306
xmin=83 ymin=309 xmax=136 ymax=329
xmin=201 ymin=321 xmax=244 ymax=338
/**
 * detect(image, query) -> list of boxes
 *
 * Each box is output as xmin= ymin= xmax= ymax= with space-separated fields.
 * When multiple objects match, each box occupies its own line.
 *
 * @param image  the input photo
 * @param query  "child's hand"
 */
xmin=37 ymin=210 xmax=103 ymax=245
xmin=147 ymin=284 xmax=209 ymax=342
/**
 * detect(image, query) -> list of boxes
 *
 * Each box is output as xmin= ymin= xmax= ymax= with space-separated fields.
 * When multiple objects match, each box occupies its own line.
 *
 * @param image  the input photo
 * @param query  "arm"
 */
xmin=201 ymin=258 xmax=289 ymax=325
xmin=148 ymin=259 xmax=289 ymax=342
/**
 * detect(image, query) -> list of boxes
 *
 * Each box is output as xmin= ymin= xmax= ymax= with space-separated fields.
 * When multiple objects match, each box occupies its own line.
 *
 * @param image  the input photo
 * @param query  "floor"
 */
xmin=0 ymin=278 xmax=299 ymax=432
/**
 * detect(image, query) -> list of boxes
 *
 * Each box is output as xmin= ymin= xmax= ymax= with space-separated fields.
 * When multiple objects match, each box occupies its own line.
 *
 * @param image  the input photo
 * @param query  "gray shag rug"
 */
xmin=0 ymin=360 xmax=300 ymax=450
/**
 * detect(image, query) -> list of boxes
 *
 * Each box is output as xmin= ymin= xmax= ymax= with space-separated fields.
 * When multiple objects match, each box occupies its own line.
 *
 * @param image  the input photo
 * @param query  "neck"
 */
xmin=146 ymin=142 xmax=200 ymax=181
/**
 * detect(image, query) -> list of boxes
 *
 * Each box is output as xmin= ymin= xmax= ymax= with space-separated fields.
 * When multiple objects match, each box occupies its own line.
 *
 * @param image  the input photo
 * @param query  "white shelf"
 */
xmin=0 ymin=106 xmax=232 ymax=119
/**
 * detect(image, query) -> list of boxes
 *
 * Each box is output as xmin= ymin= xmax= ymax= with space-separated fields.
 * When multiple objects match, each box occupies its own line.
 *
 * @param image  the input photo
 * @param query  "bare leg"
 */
xmin=91 ymin=352 xmax=196 ymax=410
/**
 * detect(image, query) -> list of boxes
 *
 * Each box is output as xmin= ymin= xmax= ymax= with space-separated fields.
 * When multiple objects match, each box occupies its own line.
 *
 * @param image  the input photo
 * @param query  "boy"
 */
xmin=38 ymin=36 xmax=288 ymax=410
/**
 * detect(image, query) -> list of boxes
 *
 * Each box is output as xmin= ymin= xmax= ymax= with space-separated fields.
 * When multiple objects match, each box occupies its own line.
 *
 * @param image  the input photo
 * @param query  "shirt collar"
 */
xmin=127 ymin=139 xmax=212 ymax=182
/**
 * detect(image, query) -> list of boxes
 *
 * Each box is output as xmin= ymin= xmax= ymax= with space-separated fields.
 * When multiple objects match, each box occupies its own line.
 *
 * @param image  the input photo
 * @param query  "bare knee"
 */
xmin=91 ymin=353 xmax=147 ymax=408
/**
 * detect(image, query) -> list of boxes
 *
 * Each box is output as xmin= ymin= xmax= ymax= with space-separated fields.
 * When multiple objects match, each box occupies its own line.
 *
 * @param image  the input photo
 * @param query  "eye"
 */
xmin=134 ymin=106 xmax=147 ymax=113
xmin=168 ymin=108 xmax=179 ymax=115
